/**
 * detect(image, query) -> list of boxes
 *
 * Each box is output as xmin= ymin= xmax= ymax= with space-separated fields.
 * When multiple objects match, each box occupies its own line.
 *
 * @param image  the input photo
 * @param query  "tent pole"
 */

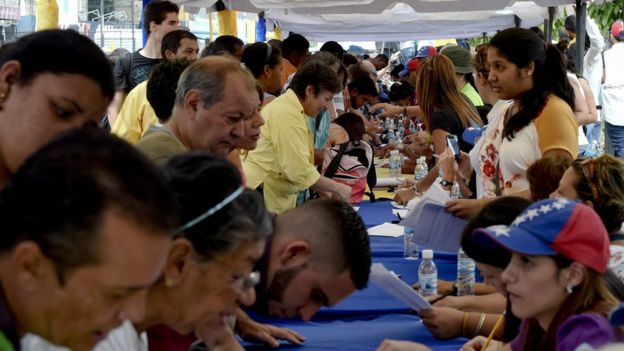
xmin=547 ymin=6 xmax=555 ymax=43
xmin=575 ymin=0 xmax=586 ymax=74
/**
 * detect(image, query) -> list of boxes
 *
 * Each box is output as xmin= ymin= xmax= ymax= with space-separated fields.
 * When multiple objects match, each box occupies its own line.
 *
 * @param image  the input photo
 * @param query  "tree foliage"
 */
xmin=587 ymin=0 xmax=624 ymax=33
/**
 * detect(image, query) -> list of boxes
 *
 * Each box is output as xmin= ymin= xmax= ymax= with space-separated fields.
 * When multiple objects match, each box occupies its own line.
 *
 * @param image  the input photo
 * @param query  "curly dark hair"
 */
xmin=571 ymin=155 xmax=624 ymax=234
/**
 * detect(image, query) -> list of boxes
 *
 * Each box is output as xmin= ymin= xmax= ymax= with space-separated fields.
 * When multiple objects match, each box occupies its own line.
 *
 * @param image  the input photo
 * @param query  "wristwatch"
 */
xmin=439 ymin=179 xmax=454 ymax=187
xmin=412 ymin=184 xmax=420 ymax=194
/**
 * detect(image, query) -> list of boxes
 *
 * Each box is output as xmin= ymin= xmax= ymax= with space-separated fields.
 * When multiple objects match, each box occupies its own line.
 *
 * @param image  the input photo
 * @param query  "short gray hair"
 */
xmin=175 ymin=56 xmax=256 ymax=110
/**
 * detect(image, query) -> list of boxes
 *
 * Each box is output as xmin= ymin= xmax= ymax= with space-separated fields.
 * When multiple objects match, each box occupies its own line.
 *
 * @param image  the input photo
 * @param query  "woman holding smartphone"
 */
xmin=394 ymin=55 xmax=483 ymax=205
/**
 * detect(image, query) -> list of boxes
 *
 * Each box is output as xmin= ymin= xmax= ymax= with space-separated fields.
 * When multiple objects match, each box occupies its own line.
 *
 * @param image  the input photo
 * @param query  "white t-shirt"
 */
xmin=21 ymin=321 xmax=148 ymax=351
xmin=602 ymin=44 xmax=624 ymax=126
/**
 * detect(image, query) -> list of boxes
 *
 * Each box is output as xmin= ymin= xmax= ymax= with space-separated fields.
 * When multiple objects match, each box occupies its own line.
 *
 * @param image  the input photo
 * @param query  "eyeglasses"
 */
xmin=212 ymin=259 xmax=261 ymax=293
xmin=581 ymin=158 xmax=601 ymax=205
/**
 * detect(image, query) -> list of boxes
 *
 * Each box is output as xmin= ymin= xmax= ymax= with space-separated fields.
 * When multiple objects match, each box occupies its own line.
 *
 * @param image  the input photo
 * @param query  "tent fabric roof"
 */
xmin=171 ymin=0 xmax=604 ymax=41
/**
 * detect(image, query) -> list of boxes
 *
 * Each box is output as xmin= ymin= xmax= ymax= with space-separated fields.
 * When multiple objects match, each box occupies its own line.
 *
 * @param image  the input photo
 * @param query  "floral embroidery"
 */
xmin=478 ymin=105 xmax=511 ymax=198
xmin=482 ymin=160 xmax=496 ymax=177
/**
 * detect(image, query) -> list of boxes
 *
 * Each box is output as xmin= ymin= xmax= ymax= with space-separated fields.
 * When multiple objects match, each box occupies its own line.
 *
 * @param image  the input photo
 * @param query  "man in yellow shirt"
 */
xmin=112 ymin=29 xmax=199 ymax=143
xmin=244 ymin=63 xmax=351 ymax=213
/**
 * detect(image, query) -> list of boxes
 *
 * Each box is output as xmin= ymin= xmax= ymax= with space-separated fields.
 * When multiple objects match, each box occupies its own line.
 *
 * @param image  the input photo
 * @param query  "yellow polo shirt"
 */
xmin=111 ymin=81 xmax=159 ymax=144
xmin=243 ymin=89 xmax=320 ymax=213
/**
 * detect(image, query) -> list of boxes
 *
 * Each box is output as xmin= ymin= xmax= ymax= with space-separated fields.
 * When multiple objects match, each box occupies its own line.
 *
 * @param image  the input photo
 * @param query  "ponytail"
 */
xmin=491 ymin=28 xmax=575 ymax=140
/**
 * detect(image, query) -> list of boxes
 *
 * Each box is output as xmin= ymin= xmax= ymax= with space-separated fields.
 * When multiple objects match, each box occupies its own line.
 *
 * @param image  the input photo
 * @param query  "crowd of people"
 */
xmin=0 ymin=0 xmax=623 ymax=350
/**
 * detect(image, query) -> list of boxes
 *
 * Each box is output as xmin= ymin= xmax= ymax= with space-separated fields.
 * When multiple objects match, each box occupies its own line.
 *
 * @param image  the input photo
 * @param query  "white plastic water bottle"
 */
xmin=403 ymin=227 xmax=419 ymax=260
xmin=388 ymin=129 xmax=396 ymax=146
xmin=457 ymin=248 xmax=475 ymax=296
xmin=450 ymin=180 xmax=461 ymax=200
xmin=398 ymin=125 xmax=405 ymax=140
xmin=418 ymin=249 xmax=437 ymax=296
xmin=414 ymin=157 xmax=428 ymax=182
xmin=389 ymin=150 xmax=400 ymax=177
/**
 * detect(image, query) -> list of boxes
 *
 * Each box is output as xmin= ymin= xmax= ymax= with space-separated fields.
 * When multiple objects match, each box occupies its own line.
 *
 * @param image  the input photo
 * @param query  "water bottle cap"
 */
xmin=422 ymin=249 xmax=433 ymax=259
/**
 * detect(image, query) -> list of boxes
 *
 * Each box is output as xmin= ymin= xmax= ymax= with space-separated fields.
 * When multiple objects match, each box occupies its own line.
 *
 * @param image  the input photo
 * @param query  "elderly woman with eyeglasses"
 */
xmin=22 ymin=152 xmax=272 ymax=351
xmin=550 ymin=155 xmax=624 ymax=281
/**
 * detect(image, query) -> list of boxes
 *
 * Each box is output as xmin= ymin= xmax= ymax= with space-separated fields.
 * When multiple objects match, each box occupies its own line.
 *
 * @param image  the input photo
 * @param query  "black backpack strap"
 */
xmin=324 ymin=142 xmax=349 ymax=178
xmin=365 ymin=162 xmax=377 ymax=202
xmin=119 ymin=51 xmax=134 ymax=91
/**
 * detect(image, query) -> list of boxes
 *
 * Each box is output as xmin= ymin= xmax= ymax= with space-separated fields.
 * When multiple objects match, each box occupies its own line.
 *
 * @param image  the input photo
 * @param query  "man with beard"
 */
xmin=190 ymin=198 xmax=371 ymax=350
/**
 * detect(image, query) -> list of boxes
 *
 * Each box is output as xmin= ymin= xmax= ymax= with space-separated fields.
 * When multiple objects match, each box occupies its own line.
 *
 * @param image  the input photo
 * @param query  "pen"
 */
xmin=482 ymin=311 xmax=506 ymax=350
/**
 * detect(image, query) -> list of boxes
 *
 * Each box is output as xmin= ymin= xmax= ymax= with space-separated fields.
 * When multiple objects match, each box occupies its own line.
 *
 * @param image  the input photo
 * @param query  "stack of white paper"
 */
xmin=367 ymin=223 xmax=405 ymax=237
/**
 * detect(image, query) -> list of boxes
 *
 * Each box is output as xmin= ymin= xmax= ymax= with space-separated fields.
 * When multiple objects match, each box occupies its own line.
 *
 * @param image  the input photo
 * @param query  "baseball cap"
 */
xmin=441 ymin=46 xmax=473 ymax=74
xmin=415 ymin=46 xmax=437 ymax=59
xmin=609 ymin=304 xmax=624 ymax=326
xmin=612 ymin=20 xmax=624 ymax=40
xmin=472 ymin=198 xmax=610 ymax=273
xmin=399 ymin=58 xmax=420 ymax=77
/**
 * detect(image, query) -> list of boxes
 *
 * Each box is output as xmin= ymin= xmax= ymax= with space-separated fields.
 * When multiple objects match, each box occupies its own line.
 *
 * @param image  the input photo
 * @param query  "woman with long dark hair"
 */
xmin=446 ymin=28 xmax=578 ymax=218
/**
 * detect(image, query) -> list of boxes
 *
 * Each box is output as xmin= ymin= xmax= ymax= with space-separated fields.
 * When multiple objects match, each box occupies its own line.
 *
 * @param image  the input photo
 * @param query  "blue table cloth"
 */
xmin=243 ymin=201 xmax=469 ymax=350
xmin=244 ymin=314 xmax=466 ymax=351
xmin=358 ymin=200 xmax=398 ymax=228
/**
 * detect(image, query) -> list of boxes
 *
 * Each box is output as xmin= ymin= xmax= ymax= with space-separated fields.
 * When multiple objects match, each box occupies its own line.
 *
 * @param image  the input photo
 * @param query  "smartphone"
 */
xmin=446 ymin=134 xmax=461 ymax=162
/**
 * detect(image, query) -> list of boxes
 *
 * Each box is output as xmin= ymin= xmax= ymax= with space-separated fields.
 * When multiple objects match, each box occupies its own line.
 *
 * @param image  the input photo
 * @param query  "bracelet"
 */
xmin=461 ymin=312 xmax=469 ymax=337
xmin=474 ymin=313 xmax=486 ymax=336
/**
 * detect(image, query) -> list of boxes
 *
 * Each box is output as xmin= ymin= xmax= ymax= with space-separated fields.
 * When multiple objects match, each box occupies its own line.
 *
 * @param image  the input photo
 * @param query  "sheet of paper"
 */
xmin=375 ymin=177 xmax=405 ymax=187
xmin=367 ymin=222 xmax=405 ymax=237
xmin=370 ymin=263 xmax=432 ymax=312
xmin=422 ymin=182 xmax=450 ymax=206
xmin=400 ymin=199 xmax=467 ymax=252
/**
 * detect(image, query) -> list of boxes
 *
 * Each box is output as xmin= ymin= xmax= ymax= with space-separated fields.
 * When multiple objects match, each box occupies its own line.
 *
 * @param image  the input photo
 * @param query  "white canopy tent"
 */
xmin=172 ymin=0 xmax=590 ymax=41
xmin=245 ymin=3 xmax=549 ymax=41
xmin=172 ymin=0 xmax=610 ymax=70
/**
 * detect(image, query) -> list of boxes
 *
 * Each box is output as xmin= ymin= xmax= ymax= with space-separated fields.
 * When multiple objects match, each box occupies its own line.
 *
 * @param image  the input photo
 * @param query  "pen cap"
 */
xmin=422 ymin=249 xmax=433 ymax=259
